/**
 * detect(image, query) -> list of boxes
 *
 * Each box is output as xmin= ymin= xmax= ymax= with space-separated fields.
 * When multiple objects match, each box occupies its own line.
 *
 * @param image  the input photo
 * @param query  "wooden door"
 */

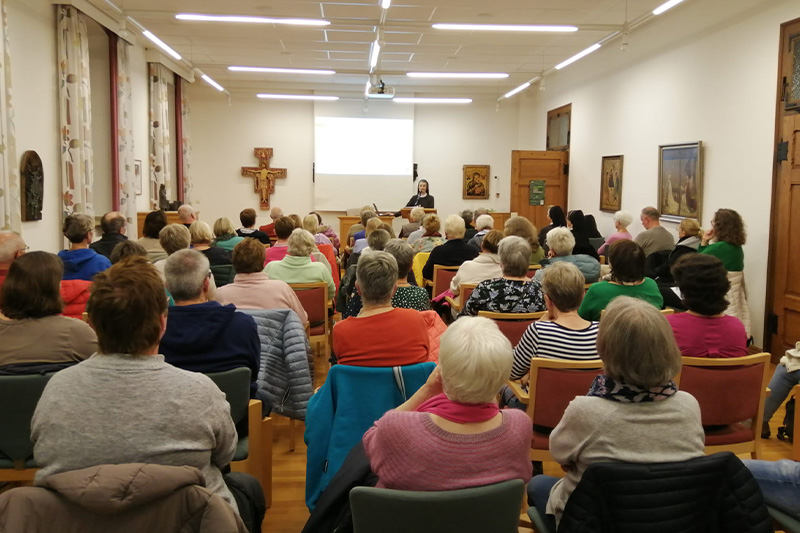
xmin=510 ymin=151 xmax=568 ymax=231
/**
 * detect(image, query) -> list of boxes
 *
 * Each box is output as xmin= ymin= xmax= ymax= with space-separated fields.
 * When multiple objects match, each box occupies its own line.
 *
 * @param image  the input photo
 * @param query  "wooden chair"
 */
xmin=675 ymin=353 xmax=771 ymax=460
xmin=477 ymin=310 xmax=546 ymax=347
xmin=526 ymin=264 xmax=541 ymax=278
xmin=506 ymin=358 xmax=604 ymax=462
xmin=793 ymin=383 xmax=800 ymax=462
xmin=431 ymin=265 xmax=460 ymax=297
xmin=444 ymin=283 xmax=477 ymax=314
xmin=290 ymin=282 xmax=330 ymax=359
xmin=599 ymin=307 xmax=675 ymax=319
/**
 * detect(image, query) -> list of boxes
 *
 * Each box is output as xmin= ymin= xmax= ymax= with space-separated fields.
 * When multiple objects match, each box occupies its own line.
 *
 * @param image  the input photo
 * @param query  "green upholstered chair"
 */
xmin=0 ymin=373 xmax=54 ymax=482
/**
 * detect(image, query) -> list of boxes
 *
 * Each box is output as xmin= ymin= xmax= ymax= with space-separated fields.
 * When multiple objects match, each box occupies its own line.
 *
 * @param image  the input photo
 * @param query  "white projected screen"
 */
xmin=314 ymin=117 xmax=413 ymax=175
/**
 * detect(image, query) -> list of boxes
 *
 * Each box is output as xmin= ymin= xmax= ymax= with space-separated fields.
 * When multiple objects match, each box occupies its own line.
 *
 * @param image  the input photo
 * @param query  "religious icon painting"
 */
xmin=658 ymin=141 xmax=703 ymax=222
xmin=600 ymin=155 xmax=623 ymax=213
xmin=463 ymin=165 xmax=490 ymax=200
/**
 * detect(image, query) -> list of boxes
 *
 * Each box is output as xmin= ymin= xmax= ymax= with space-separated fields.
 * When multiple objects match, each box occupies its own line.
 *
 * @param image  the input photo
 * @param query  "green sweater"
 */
xmin=697 ymin=241 xmax=743 ymax=272
xmin=578 ymin=278 xmax=664 ymax=321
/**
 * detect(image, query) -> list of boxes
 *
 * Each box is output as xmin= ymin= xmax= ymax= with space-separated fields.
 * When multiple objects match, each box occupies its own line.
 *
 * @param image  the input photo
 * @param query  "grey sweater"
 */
xmin=31 ymin=354 xmax=238 ymax=511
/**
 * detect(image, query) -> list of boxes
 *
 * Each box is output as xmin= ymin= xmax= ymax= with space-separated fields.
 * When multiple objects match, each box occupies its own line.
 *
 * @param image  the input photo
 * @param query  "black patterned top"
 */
xmin=343 ymin=285 xmax=430 ymax=319
xmin=459 ymin=278 xmax=546 ymax=317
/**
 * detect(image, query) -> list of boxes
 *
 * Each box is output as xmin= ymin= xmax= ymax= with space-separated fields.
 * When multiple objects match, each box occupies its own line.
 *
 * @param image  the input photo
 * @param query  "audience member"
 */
xmin=338 ymin=229 xmax=392 ymax=314
xmin=410 ymin=214 xmax=444 ymax=254
xmin=399 ymin=206 xmax=425 ymax=239
xmin=136 ymin=210 xmax=168 ymax=262
xmin=58 ymin=214 xmax=111 ymax=281
xmin=635 ymin=206 xmax=675 ymax=256
xmin=345 ymin=207 xmax=375 ymax=252
xmin=743 ymin=459 xmax=800 ymax=521
xmin=264 ymin=216 xmax=296 ymax=265
xmin=467 ymin=213 xmax=495 ymax=251
xmin=190 ymin=220 xmax=232 ymax=266
xmin=215 ymin=238 xmax=307 ymax=323
xmin=534 ymin=227 xmax=600 ymax=283
xmin=237 ymin=208 xmax=271 ymax=245
xmin=258 ymin=206 xmax=283 ymax=242
xmin=264 ymin=229 xmax=335 ymax=297
xmin=528 ymin=297 xmax=705 ymax=529
xmin=109 ymin=240 xmax=148 ymax=264
xmin=597 ymin=210 xmax=633 ymax=255
xmin=351 ymin=217 xmax=383 ymax=257
xmin=333 ymin=252 xmax=429 ymax=366
xmin=0 ymin=231 xmax=26 ymax=287
xmin=461 ymin=236 xmax=545 ymax=317
xmin=212 ymin=217 xmax=245 ymax=252
xmin=177 ymin=204 xmax=197 ymax=228
xmin=154 ymin=224 xmax=218 ymax=301
xmin=538 ymin=205 xmax=567 ymax=248
xmin=505 ymin=216 xmax=545 ymax=264
xmin=450 ymin=229 xmax=503 ymax=305
xmin=406 ymin=212 xmax=429 ymax=245
xmin=578 ymin=240 xmax=662 ymax=321
xmin=760 ymin=340 xmax=800 ymax=439
xmin=649 ymin=217 xmax=701 ymax=284
xmin=566 ymin=210 xmax=601 ymax=261
xmin=160 ymin=250 xmax=260 ymax=397
xmin=422 ymin=215 xmax=479 ymax=281
xmin=665 ymin=254 xmax=746 ymax=358
xmin=303 ymin=214 xmax=333 ymax=248
xmin=584 ymin=214 xmax=603 ymax=239
xmin=350 ymin=210 xmax=377 ymax=245
xmin=0 ymin=252 xmax=96 ymax=370
xmin=89 ymin=211 xmax=128 ymax=259
xmin=362 ymin=317 xmax=532 ymax=490
xmin=310 ymin=211 xmax=340 ymax=254
xmin=461 ymin=209 xmax=478 ymax=240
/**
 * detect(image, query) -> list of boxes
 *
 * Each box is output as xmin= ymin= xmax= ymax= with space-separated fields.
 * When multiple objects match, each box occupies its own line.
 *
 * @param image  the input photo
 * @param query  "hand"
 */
xmin=520 ymin=374 xmax=530 ymax=388
xmin=701 ymin=228 xmax=714 ymax=245
xmin=422 ymin=366 xmax=444 ymax=398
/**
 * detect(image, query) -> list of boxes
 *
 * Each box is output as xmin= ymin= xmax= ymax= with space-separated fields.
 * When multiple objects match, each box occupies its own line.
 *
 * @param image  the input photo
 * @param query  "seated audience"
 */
xmin=346 ymin=207 xmax=375 ymax=252
xmin=422 ymin=214 xmax=479 ymax=281
xmin=537 ymin=205 xmax=567 ymax=248
xmin=258 ymin=206 xmax=283 ymax=242
xmin=649 ymin=217 xmax=701 ymax=284
xmin=333 ymin=252 xmax=429 ymax=366
xmin=289 ymin=214 xmax=304 ymax=230
xmin=190 ymin=221 xmax=232 ymax=266
xmin=0 ymin=231 xmax=26 ymax=287
xmin=264 ymin=228 xmax=335 ymax=297
xmin=461 ymin=236 xmax=546 ymax=317
xmin=351 ymin=217 xmax=383 ymax=257
xmin=109 ymin=240 xmax=148 ymax=264
xmin=30 ymin=257 xmax=253 ymax=519
xmin=160 ymin=250 xmax=260 ymax=397
xmin=410 ymin=214 xmax=444 ymax=254
xmin=585 ymin=214 xmax=603 ymax=239
xmin=58 ymin=214 xmax=111 ymax=281
xmin=0 ymin=252 xmax=96 ymax=370
xmin=534 ymin=227 xmax=600 ymax=284
xmin=212 ymin=217 xmax=244 ymax=252
xmin=462 ymin=209 xmax=478 ymax=241
xmin=666 ymin=254 xmax=746 ymax=358
xmin=177 ymin=204 xmax=197 ymax=228
xmin=578 ymin=240 xmax=663 ymax=321
xmin=155 ymin=224 xmax=218 ymax=301
xmin=760 ymin=340 xmax=800 ymax=439
xmin=450 ymin=229 xmax=503 ymax=305
xmin=505 ymin=216 xmax=545 ymax=265
xmin=597 ymin=210 xmax=633 ymax=255
xmin=215 ymin=238 xmax=308 ymax=324
xmin=136 ymin=210 xmax=168 ymax=262
xmin=467 ymin=213 xmax=495 ymax=251
xmin=264 ymin=216 xmax=295 ymax=265
xmin=89 ymin=211 xmax=128 ymax=259
xmin=338 ymin=229 xmax=391 ymax=314
xmin=303 ymin=214 xmax=333 ymax=248
xmin=635 ymin=206 xmax=675 ymax=256
xmin=743 ymin=459 xmax=800 ymax=521
xmin=362 ymin=317 xmax=532 ymax=490
xmin=566 ymin=210 xmax=600 ymax=261
xmin=237 ymin=207 xmax=271 ymax=245
xmin=399 ymin=206 xmax=425 ymax=239
xmin=528 ymin=297 xmax=705 ymax=529
xmin=309 ymin=211 xmax=340 ymax=254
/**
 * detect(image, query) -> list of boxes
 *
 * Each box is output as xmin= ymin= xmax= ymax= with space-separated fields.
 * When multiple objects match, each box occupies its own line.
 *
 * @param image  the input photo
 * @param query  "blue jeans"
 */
xmin=742 ymin=459 xmax=800 ymax=519
xmin=763 ymin=364 xmax=800 ymax=424
xmin=527 ymin=475 xmax=559 ymax=531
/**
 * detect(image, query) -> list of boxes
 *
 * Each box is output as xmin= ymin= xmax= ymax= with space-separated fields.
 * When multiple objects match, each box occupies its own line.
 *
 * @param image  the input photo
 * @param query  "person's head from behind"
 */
xmin=63 ymin=213 xmax=95 ymax=244
xmin=360 ymin=209 xmax=377 ymax=227
xmin=567 ymin=210 xmax=587 ymax=235
xmin=0 ymin=252 xmax=63 ymax=319
xmin=475 ymin=214 xmax=494 ymax=231
xmin=608 ymin=239 xmax=645 ymax=283
xmin=474 ymin=207 xmax=489 ymax=219
xmin=159 ymin=224 xmax=191 ymax=256
xmin=142 ymin=210 xmax=168 ymax=239
xmin=240 ymin=208 xmax=257 ymax=229
xmin=232 ymin=237 xmax=266 ymax=274
xmin=287 ymin=228 xmax=316 ymax=257
xmin=548 ymin=206 xmax=567 ymax=227
xmin=480 ymin=230 xmax=503 ymax=254
xmin=110 ymin=241 xmax=148 ymax=264
xmin=711 ymin=208 xmax=746 ymax=246
xmin=177 ymin=204 xmax=196 ymax=224
xmin=364 ymin=217 xmax=383 ymax=237
xmin=164 ymin=249 xmax=210 ymax=304
xmin=546 ymin=227 xmax=575 ymax=257
xmin=541 ymin=262 xmax=585 ymax=313
xmin=504 ymin=216 xmax=539 ymax=251
xmin=460 ymin=209 xmax=474 ymax=227
xmin=289 ymin=214 xmax=303 ymax=229
xmin=100 ymin=211 xmax=126 ymax=236
xmin=356 ymin=251 xmax=398 ymax=306
xmin=384 ymin=239 xmax=414 ymax=280
xmin=0 ymin=231 xmax=26 ymax=266
xmin=585 ymin=214 xmax=601 ymax=238
xmin=89 ymin=257 xmax=167 ymax=355
xmin=671 ymin=254 xmax=730 ymax=316
xmin=640 ymin=206 xmax=661 ymax=229
xmin=270 ymin=207 xmax=283 ymax=221
xmin=417 ymin=179 xmax=430 ymax=195
xmin=367 ymin=229 xmax=390 ymax=251
xmin=444 ymin=214 xmax=466 ymax=240
xmin=613 ymin=210 xmax=633 ymax=231
xmin=189 ymin=220 xmax=214 ymax=245
xmin=378 ymin=223 xmax=395 ymax=238
xmin=598 ymin=296 xmax=681 ymax=389
xmin=438 ymin=317 xmax=512 ymax=403
xmin=275 ymin=216 xmax=295 ymax=240
xmin=410 ymin=206 xmax=425 ymax=223
xmin=303 ymin=214 xmax=320 ymax=234
xmin=678 ymin=218 xmax=701 ymax=239
xmin=213 ymin=217 xmax=237 ymax=238
xmin=498 ymin=236 xmax=531 ymax=277
xmin=422 ymin=214 xmax=441 ymax=236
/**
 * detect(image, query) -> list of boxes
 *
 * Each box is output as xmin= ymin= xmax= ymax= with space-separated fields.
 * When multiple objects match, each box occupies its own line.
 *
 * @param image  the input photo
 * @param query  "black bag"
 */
xmin=225 ymin=472 xmax=266 ymax=533
xmin=777 ymin=395 xmax=795 ymax=442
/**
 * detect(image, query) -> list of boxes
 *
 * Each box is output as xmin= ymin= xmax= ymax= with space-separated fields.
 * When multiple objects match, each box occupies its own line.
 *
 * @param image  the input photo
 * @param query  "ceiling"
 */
xmin=111 ymin=0 xmax=673 ymax=98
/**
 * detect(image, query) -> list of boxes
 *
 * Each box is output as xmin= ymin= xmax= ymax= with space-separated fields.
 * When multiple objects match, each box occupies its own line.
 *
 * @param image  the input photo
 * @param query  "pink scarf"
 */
xmin=415 ymin=393 xmax=499 ymax=423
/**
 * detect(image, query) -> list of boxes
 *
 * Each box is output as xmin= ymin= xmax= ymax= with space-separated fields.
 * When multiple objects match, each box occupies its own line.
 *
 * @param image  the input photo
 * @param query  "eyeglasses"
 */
xmin=206 ymin=270 xmax=212 ymax=278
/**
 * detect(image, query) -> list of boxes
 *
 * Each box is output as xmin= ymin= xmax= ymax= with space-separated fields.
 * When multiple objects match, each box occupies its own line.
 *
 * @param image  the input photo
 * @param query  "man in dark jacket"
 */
xmin=90 ymin=211 xmax=128 ymax=259
xmin=421 ymin=214 xmax=479 ymax=282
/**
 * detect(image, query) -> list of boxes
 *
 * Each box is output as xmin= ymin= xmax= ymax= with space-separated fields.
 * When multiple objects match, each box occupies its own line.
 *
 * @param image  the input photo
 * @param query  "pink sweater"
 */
xmin=362 ymin=409 xmax=532 ymax=490
xmin=597 ymin=231 xmax=633 ymax=255
xmin=214 ymin=272 xmax=308 ymax=324
xmin=666 ymin=312 xmax=747 ymax=358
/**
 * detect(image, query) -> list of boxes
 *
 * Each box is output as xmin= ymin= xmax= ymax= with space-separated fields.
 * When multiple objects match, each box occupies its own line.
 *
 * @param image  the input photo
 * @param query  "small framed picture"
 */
xmin=658 ymin=141 xmax=702 ymax=222
xmin=463 ymin=165 xmax=490 ymax=199
xmin=600 ymin=155 xmax=623 ymax=212
xmin=134 ymin=159 xmax=142 ymax=196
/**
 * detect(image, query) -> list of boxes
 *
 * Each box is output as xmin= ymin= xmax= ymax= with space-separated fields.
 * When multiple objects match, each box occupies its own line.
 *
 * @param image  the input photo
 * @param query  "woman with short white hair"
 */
xmin=597 ymin=210 xmax=633 ymax=255
xmin=533 ymin=227 xmax=600 ymax=284
xmin=362 ymin=316 xmax=532 ymax=490
xmin=467 ymin=213 xmax=496 ymax=251
xmin=421 ymin=214 xmax=479 ymax=282
xmin=460 ymin=236 xmax=545 ymax=317
xmin=263 ymin=228 xmax=335 ymax=296
xmin=190 ymin=220 xmax=232 ymax=266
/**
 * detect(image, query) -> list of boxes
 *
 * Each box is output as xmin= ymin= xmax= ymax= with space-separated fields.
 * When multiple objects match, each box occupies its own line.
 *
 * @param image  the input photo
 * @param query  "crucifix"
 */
xmin=241 ymin=147 xmax=287 ymax=210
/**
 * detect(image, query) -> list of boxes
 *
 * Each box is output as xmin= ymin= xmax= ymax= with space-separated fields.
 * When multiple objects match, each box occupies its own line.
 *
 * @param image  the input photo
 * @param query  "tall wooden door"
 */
xmin=510 ymin=151 xmax=568 ymax=231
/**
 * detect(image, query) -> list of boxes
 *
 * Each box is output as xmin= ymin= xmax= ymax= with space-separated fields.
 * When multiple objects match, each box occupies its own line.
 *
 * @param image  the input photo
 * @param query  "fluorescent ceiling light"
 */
xmin=394 ymin=98 xmax=472 ymax=104
xmin=257 ymin=94 xmax=339 ymax=101
xmin=201 ymin=74 xmax=224 ymax=92
xmin=369 ymin=41 xmax=381 ymax=70
xmin=652 ymin=0 xmax=686 ymax=15
xmin=503 ymin=82 xmax=531 ymax=99
xmin=229 ymin=66 xmax=335 ymax=75
xmin=555 ymin=43 xmax=601 ymax=70
xmin=432 ymin=23 xmax=577 ymax=32
xmin=176 ymin=13 xmax=330 ymax=26
xmin=365 ymin=79 xmax=371 ymax=97
xmin=406 ymin=72 xmax=508 ymax=79
xmin=142 ymin=30 xmax=181 ymax=60
xmin=381 ymin=0 xmax=391 ymax=8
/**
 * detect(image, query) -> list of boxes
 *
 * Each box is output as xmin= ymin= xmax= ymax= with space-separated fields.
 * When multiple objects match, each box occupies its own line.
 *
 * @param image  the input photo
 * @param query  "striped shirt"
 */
xmin=510 ymin=320 xmax=600 ymax=380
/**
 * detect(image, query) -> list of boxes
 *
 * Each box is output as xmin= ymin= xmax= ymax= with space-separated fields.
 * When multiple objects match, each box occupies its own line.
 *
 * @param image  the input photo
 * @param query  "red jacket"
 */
xmin=60 ymin=279 xmax=92 ymax=320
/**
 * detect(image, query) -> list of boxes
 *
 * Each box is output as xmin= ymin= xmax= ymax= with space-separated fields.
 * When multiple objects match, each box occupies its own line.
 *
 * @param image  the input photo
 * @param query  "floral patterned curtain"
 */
xmin=57 ymin=6 xmax=94 ymax=217
xmin=116 ymin=38 xmax=137 ymax=238
xmin=0 ymin=0 xmax=19 ymax=231
xmin=149 ymin=62 xmax=171 ymax=209
xmin=179 ymin=80 xmax=193 ymax=205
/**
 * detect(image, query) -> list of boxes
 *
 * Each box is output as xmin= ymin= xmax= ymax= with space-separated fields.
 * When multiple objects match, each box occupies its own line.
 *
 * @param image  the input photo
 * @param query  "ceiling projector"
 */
xmin=367 ymin=80 xmax=395 ymax=99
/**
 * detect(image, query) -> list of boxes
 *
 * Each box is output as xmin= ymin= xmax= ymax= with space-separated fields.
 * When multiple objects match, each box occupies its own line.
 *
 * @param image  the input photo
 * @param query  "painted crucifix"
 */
xmin=241 ymin=147 xmax=287 ymax=210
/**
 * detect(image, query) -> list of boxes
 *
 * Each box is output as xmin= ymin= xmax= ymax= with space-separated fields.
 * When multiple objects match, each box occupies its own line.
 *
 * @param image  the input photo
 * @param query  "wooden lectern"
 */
xmin=400 ymin=207 xmax=437 ymax=221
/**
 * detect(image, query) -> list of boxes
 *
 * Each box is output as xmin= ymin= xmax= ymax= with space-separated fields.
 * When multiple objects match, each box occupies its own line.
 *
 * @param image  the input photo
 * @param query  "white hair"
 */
xmin=287 ymin=228 xmax=316 ymax=257
xmin=177 ymin=204 xmax=195 ymax=222
xmin=498 ymin=235 xmax=531 ymax=277
xmin=165 ymin=249 xmax=210 ymax=302
xmin=410 ymin=206 xmax=425 ymax=222
xmin=475 ymin=214 xmax=494 ymax=231
xmin=444 ymin=214 xmax=466 ymax=239
xmin=613 ymin=210 xmax=633 ymax=228
xmin=0 ymin=231 xmax=25 ymax=263
xmin=189 ymin=220 xmax=214 ymax=244
xmin=546 ymin=227 xmax=575 ymax=256
xmin=439 ymin=317 xmax=513 ymax=403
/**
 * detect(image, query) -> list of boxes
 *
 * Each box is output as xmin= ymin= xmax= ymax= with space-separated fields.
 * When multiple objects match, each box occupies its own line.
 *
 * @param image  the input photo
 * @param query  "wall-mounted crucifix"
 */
xmin=241 ymin=147 xmax=287 ymax=210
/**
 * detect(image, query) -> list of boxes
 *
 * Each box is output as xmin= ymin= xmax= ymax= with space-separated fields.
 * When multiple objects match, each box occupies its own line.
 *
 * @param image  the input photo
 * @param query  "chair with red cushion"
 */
xmin=476 ymin=310 xmax=546 ymax=347
xmin=290 ymin=282 xmax=330 ymax=360
xmin=316 ymin=243 xmax=339 ymax=293
xmin=431 ymin=265 xmax=459 ymax=298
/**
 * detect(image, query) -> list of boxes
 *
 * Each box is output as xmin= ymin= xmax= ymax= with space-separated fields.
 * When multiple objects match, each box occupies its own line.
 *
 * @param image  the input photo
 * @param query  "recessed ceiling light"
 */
xmin=555 ymin=43 xmax=601 ymax=70
xmin=229 ymin=66 xmax=336 ymax=75
xmin=406 ymin=72 xmax=508 ymax=79
xmin=256 ymin=94 xmax=339 ymax=101
xmin=176 ymin=13 xmax=330 ymax=26
xmin=142 ymin=30 xmax=181 ymax=60
xmin=393 ymin=97 xmax=472 ymax=104
xmin=652 ymin=0 xmax=686 ymax=15
xmin=432 ymin=23 xmax=578 ymax=32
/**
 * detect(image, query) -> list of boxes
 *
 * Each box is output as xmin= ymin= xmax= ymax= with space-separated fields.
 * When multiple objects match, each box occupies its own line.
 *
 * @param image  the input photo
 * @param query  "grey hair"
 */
xmin=384 ymin=238 xmax=414 ymax=278
xmin=475 ymin=214 xmax=494 ymax=230
xmin=641 ymin=206 xmax=660 ymax=220
xmin=270 ymin=206 xmax=283 ymax=219
xmin=546 ymin=227 xmax=575 ymax=256
xmin=356 ymin=251 xmax=398 ymax=305
xmin=159 ymin=224 xmax=191 ymax=255
xmin=444 ymin=214 xmax=466 ymax=239
xmin=287 ymin=228 xmax=316 ymax=257
xmin=62 ymin=214 xmax=95 ymax=243
xmin=460 ymin=209 xmax=474 ymax=225
xmin=474 ymin=207 xmax=489 ymax=218
xmin=410 ymin=206 xmax=425 ymax=222
xmin=498 ymin=235 xmax=531 ymax=277
xmin=164 ymin=249 xmax=210 ymax=302
xmin=177 ymin=204 xmax=195 ymax=222
xmin=0 ymin=231 xmax=25 ymax=263
xmin=367 ymin=229 xmax=390 ymax=251
xmin=613 ymin=210 xmax=633 ymax=227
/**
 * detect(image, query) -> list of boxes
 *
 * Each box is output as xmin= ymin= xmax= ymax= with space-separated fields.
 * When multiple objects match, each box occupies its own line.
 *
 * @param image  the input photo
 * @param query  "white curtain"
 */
xmin=149 ymin=62 xmax=171 ymax=209
xmin=116 ymin=38 xmax=137 ymax=238
xmin=0 ymin=0 xmax=19 ymax=231
xmin=57 ymin=5 xmax=94 ymax=217
xmin=179 ymin=79 xmax=193 ymax=205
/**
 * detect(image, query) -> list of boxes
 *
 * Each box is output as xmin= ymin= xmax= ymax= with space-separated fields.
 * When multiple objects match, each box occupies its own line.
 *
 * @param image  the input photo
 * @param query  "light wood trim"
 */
xmin=446 ymin=282 xmax=478 ymax=312
xmin=0 ymin=468 xmax=38 ymax=482
xmin=231 ymin=399 xmax=266 ymax=493
xmin=793 ymin=384 xmax=800 ymax=461
xmin=432 ymin=264 xmax=460 ymax=295
xmin=600 ymin=307 xmax=675 ymax=318
xmin=506 ymin=380 xmax=529 ymax=403
xmin=528 ymin=264 xmax=542 ymax=270
xmin=262 ymin=416 xmax=273 ymax=508
xmin=477 ymin=310 xmax=546 ymax=321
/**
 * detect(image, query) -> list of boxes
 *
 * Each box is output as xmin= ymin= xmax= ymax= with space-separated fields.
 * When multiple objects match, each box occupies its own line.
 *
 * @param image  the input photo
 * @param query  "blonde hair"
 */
xmin=541 ymin=262 xmax=585 ymax=312
xmin=679 ymin=218 xmax=701 ymax=237
xmin=365 ymin=217 xmax=383 ymax=237
xmin=423 ymin=214 xmax=441 ymax=235
xmin=287 ymin=228 xmax=316 ymax=257
xmin=213 ymin=217 xmax=236 ymax=237
xmin=303 ymin=214 xmax=320 ymax=234
xmin=189 ymin=220 xmax=214 ymax=244
xmin=159 ymin=224 xmax=191 ymax=255
xmin=546 ymin=227 xmax=575 ymax=256
xmin=410 ymin=206 xmax=425 ymax=222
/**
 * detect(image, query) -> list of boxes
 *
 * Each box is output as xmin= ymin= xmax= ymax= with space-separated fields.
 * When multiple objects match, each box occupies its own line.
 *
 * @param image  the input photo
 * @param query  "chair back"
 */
xmin=350 ymin=480 xmax=524 ymax=533
xmin=526 ymin=264 xmax=541 ymax=278
xmin=411 ymin=252 xmax=430 ymax=287
xmin=210 ymin=264 xmax=236 ymax=287
xmin=205 ymin=368 xmax=251 ymax=427
xmin=461 ymin=283 xmax=477 ymax=305
xmin=432 ymin=265 xmax=459 ymax=296
xmin=290 ymin=282 xmax=328 ymax=331
xmin=0 ymin=373 xmax=54 ymax=468
xmin=477 ymin=310 xmax=546 ymax=346
xmin=316 ymin=244 xmax=340 ymax=290
xmin=528 ymin=359 xmax=604 ymax=428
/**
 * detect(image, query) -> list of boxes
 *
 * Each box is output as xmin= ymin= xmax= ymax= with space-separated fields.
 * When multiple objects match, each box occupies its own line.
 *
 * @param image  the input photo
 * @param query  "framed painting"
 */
xmin=134 ymin=159 xmax=143 ymax=195
xmin=600 ymin=155 xmax=623 ymax=212
xmin=658 ymin=141 xmax=702 ymax=222
xmin=463 ymin=165 xmax=490 ymax=199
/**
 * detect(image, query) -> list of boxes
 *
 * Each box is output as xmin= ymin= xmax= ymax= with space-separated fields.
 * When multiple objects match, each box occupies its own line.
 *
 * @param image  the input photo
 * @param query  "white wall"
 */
xmin=516 ymin=0 xmax=800 ymax=345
